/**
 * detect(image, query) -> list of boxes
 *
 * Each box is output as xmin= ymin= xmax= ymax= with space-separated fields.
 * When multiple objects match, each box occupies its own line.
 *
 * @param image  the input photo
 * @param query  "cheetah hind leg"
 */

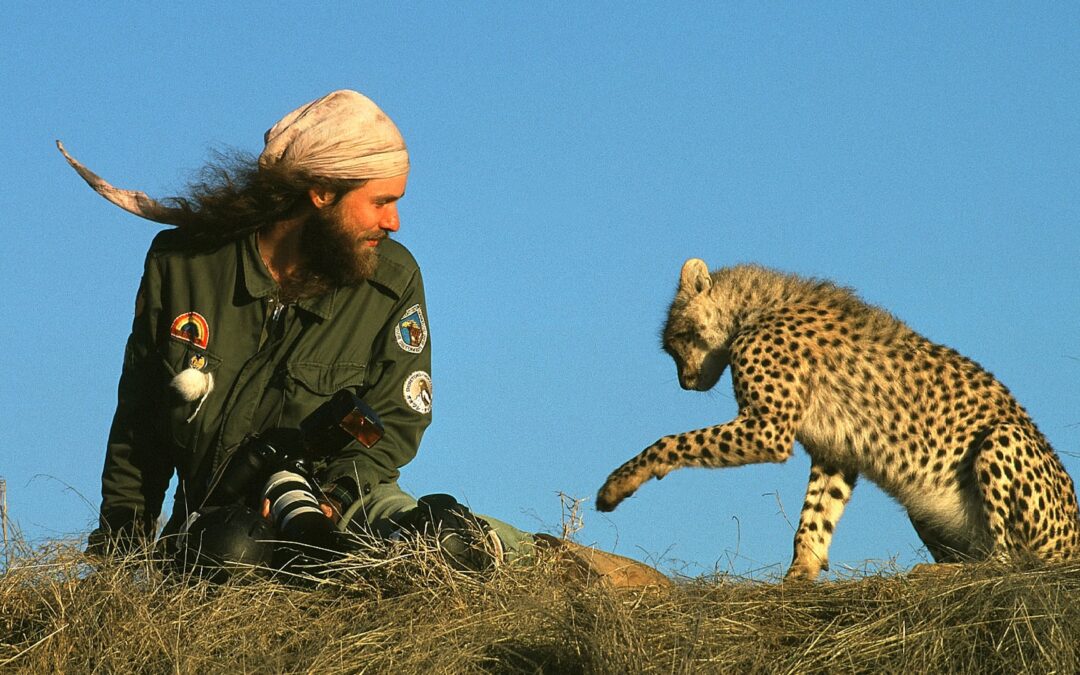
xmin=972 ymin=424 xmax=1080 ymax=563
xmin=906 ymin=517 xmax=972 ymax=577
xmin=909 ymin=515 xmax=972 ymax=563
xmin=908 ymin=562 xmax=966 ymax=577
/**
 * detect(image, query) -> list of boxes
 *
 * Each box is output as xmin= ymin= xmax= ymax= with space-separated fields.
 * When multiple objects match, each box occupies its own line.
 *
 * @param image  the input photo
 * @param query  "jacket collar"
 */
xmin=238 ymin=231 xmax=337 ymax=321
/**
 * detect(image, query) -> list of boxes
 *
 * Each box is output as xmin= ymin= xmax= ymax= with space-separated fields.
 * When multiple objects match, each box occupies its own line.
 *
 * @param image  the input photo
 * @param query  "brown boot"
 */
xmin=533 ymin=533 xmax=670 ymax=589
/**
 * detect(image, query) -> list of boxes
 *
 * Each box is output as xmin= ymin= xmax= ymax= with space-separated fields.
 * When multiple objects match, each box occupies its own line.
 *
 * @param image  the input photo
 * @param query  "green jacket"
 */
xmin=94 ymin=229 xmax=432 ymax=545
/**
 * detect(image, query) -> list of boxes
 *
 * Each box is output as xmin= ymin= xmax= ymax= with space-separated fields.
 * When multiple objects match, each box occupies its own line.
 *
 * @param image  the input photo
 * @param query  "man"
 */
xmin=61 ymin=90 xmax=667 ymax=587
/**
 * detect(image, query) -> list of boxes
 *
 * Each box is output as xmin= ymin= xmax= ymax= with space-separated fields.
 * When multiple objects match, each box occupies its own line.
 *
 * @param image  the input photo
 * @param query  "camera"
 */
xmin=175 ymin=389 xmax=383 ymax=577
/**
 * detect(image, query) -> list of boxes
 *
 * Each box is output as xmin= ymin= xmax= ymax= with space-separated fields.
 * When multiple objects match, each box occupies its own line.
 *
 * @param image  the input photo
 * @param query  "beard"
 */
xmin=280 ymin=203 xmax=382 ymax=300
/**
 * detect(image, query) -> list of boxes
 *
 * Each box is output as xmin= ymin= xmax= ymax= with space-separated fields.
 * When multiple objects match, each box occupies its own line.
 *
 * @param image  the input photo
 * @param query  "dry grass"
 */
xmin=2 ymin=534 xmax=1079 ymax=674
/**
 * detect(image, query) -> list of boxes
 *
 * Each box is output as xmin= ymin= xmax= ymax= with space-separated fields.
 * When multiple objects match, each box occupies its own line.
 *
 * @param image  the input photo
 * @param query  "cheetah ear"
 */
xmin=680 ymin=258 xmax=712 ymax=295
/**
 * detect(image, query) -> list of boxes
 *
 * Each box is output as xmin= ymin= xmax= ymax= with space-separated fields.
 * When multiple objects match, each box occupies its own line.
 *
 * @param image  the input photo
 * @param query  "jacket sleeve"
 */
xmin=88 ymin=248 xmax=173 ymax=554
xmin=319 ymin=264 xmax=433 ymax=501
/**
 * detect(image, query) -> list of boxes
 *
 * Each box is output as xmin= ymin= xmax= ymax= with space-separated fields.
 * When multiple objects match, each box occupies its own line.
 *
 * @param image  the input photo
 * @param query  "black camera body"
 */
xmin=176 ymin=390 xmax=384 ymax=576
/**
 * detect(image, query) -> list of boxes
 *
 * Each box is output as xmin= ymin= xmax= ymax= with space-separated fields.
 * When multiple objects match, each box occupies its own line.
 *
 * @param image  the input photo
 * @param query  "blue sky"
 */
xmin=2 ymin=3 xmax=1078 ymax=578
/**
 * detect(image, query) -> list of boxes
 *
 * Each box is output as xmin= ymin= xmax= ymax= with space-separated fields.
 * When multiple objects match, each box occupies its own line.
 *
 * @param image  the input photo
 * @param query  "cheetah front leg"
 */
xmin=786 ymin=460 xmax=857 ymax=581
xmin=596 ymin=409 xmax=797 ymax=512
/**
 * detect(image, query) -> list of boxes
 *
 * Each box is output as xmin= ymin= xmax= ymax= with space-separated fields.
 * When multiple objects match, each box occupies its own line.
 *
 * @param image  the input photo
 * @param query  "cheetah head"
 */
xmin=662 ymin=258 xmax=730 ymax=391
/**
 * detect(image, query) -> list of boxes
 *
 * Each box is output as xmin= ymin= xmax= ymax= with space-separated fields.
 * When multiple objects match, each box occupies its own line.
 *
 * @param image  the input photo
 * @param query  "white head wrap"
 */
xmin=57 ymin=89 xmax=409 ymax=224
xmin=260 ymin=89 xmax=409 ymax=179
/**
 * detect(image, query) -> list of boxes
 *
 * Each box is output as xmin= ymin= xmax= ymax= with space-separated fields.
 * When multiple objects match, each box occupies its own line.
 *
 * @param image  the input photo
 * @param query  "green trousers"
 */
xmin=338 ymin=482 xmax=535 ymax=562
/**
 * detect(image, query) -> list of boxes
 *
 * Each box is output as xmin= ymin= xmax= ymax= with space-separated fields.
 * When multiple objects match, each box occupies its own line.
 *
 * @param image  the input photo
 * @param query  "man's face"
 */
xmin=300 ymin=173 xmax=408 ymax=286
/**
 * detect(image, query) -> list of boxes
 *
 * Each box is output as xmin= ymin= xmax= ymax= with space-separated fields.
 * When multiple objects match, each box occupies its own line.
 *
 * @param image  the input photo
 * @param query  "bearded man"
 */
xmin=60 ymin=90 xmax=667 ymax=587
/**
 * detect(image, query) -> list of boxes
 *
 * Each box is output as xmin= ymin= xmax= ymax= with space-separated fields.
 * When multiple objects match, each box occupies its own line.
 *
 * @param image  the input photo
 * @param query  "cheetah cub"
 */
xmin=596 ymin=259 xmax=1080 ymax=580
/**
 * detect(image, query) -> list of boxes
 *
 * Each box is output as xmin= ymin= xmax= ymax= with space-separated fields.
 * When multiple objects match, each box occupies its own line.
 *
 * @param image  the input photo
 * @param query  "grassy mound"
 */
xmin=2 ymin=537 xmax=1078 ymax=673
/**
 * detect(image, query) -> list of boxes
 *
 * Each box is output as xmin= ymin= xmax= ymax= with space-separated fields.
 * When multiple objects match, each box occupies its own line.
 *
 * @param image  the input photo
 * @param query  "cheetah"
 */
xmin=596 ymin=259 xmax=1080 ymax=580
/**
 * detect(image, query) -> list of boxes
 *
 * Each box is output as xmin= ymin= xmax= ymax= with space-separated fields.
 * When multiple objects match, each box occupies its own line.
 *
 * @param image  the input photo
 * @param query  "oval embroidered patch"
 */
xmin=403 ymin=370 xmax=433 ymax=414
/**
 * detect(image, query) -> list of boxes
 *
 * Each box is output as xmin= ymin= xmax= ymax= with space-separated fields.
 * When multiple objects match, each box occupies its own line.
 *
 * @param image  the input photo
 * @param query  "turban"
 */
xmin=57 ymin=89 xmax=409 ymax=224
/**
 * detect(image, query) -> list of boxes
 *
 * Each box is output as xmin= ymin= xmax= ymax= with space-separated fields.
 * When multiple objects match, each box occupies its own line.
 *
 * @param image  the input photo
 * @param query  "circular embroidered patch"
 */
xmin=395 ymin=304 xmax=428 ymax=354
xmin=403 ymin=370 xmax=433 ymax=414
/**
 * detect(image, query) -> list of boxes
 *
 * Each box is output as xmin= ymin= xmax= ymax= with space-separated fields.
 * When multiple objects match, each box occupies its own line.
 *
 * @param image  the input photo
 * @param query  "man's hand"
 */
xmin=397 ymin=494 xmax=503 ymax=571
xmin=86 ymin=508 xmax=155 ymax=557
xmin=318 ymin=496 xmax=343 ymax=524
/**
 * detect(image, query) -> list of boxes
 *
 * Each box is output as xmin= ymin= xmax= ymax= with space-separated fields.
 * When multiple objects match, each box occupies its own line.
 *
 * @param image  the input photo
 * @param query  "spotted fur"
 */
xmin=596 ymin=259 xmax=1080 ymax=580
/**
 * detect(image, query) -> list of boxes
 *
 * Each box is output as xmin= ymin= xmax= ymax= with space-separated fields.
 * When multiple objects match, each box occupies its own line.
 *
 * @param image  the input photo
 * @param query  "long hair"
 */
xmin=162 ymin=150 xmax=365 ymax=250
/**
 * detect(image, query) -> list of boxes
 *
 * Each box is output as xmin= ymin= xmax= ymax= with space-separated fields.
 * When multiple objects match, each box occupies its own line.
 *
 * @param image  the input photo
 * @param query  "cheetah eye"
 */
xmin=664 ymin=331 xmax=696 ymax=354
xmin=674 ymin=330 xmax=697 ymax=343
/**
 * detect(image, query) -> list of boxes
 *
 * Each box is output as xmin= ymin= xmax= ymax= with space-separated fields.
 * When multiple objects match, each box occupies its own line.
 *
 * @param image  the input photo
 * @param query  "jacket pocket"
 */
xmin=287 ymin=361 xmax=367 ymax=395
xmin=158 ymin=339 xmax=223 ymax=450
xmin=281 ymin=360 xmax=367 ymax=428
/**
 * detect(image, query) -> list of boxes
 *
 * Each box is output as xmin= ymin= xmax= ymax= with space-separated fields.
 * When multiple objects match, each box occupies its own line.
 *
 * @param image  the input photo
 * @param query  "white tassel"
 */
xmin=171 ymin=367 xmax=214 ymax=422
xmin=172 ymin=367 xmax=211 ymax=400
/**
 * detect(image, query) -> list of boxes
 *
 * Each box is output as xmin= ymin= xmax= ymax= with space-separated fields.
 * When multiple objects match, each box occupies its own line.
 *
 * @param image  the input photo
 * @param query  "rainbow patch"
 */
xmin=170 ymin=312 xmax=210 ymax=349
